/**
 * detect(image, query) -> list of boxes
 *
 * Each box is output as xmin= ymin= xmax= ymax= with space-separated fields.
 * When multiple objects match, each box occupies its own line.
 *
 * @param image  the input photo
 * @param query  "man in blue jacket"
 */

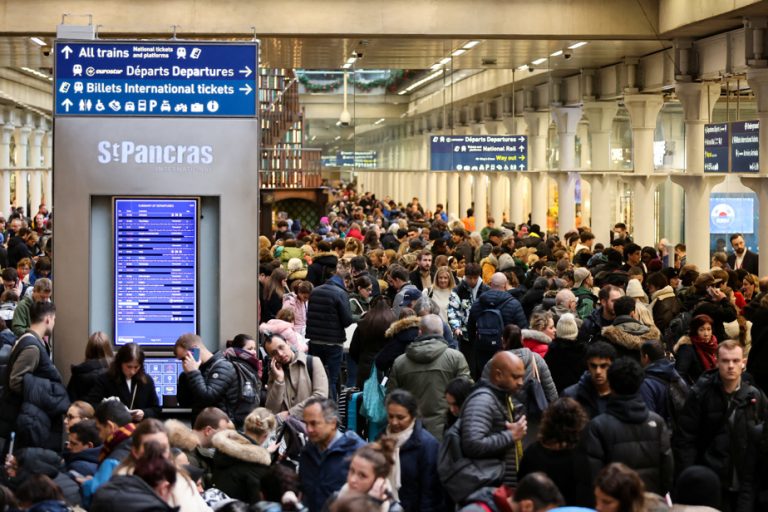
xmin=306 ymin=270 xmax=354 ymax=401
xmin=299 ymin=398 xmax=365 ymax=512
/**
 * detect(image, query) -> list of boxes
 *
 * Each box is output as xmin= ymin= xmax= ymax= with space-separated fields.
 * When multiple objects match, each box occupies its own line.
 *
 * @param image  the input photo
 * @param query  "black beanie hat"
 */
xmin=672 ymin=465 xmax=721 ymax=508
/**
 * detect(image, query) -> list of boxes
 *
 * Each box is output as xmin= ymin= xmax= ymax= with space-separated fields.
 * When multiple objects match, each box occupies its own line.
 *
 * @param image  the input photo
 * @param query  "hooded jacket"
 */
xmin=66 ymin=359 xmax=109 ymax=401
xmin=585 ymin=393 xmax=673 ymax=495
xmin=91 ymin=474 xmax=177 ymax=512
xmin=306 ymin=252 xmax=339 ymax=287
xmin=387 ymin=335 xmax=470 ymax=440
xmin=576 ymin=307 xmax=613 ymax=346
xmin=300 ymin=430 xmax=366 ymax=512
xmin=521 ymin=329 xmax=552 ymax=358
xmin=639 ymin=358 xmax=685 ymax=421
xmin=601 ymin=315 xmax=661 ymax=361
xmin=165 ymin=419 xmax=215 ymax=488
xmin=14 ymin=447 xmax=82 ymax=507
xmin=63 ymin=445 xmax=101 ymax=477
xmin=563 ymin=371 xmax=609 ymax=419
xmin=306 ymin=276 xmax=354 ymax=344
xmin=650 ymin=285 xmax=682 ymax=334
xmin=375 ymin=316 xmax=421 ymax=377
xmin=467 ymin=290 xmax=529 ymax=345
xmin=211 ymin=430 xmax=272 ymax=504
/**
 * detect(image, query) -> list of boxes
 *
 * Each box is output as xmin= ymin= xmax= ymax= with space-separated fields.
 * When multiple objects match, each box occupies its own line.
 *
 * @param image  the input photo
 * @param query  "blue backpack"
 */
xmin=475 ymin=296 xmax=514 ymax=352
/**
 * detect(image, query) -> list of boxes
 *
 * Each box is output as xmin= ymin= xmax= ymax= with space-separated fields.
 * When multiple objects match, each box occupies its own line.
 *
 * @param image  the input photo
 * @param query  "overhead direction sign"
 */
xmin=54 ymin=42 xmax=257 ymax=117
xmin=731 ymin=120 xmax=760 ymax=173
xmin=704 ymin=123 xmax=729 ymax=172
xmin=430 ymin=135 xmax=528 ymax=171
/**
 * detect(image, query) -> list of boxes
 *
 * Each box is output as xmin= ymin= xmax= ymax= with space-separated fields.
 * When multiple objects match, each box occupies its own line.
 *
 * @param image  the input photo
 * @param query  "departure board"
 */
xmin=114 ymin=198 xmax=198 ymax=346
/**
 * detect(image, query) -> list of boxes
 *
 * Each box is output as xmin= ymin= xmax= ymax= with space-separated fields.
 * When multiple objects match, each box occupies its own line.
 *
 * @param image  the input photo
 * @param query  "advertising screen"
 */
xmin=709 ymin=195 xmax=755 ymax=234
xmin=114 ymin=198 xmax=198 ymax=346
xmin=144 ymin=357 xmax=183 ymax=407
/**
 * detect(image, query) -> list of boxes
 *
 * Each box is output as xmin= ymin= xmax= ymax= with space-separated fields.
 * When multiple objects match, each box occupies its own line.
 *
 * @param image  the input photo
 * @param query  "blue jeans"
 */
xmin=309 ymin=343 xmax=343 ymax=401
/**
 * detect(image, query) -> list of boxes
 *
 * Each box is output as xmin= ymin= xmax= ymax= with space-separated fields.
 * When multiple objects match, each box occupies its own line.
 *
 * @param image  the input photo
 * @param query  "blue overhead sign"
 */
xmin=430 ymin=135 xmax=528 ymax=171
xmin=731 ymin=120 xmax=759 ymax=173
xmin=704 ymin=123 xmax=729 ymax=172
xmin=54 ymin=42 xmax=257 ymax=117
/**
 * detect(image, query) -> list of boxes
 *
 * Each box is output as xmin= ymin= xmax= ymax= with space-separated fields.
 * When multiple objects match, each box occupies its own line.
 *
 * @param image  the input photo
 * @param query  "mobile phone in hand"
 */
xmin=191 ymin=347 xmax=200 ymax=361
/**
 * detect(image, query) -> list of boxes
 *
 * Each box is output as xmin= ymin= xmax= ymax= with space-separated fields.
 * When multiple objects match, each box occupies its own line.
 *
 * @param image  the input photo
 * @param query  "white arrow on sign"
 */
xmin=61 ymin=98 xmax=73 ymax=112
xmin=239 ymin=84 xmax=253 ymax=95
xmin=61 ymin=46 xmax=73 ymax=59
xmin=239 ymin=66 xmax=253 ymax=78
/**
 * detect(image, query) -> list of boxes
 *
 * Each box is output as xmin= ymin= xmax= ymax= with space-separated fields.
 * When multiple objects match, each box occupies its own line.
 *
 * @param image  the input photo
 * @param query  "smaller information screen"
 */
xmin=704 ymin=123 xmax=729 ymax=172
xmin=114 ymin=198 xmax=198 ymax=346
xmin=731 ymin=120 xmax=760 ymax=173
xmin=144 ymin=357 xmax=184 ymax=407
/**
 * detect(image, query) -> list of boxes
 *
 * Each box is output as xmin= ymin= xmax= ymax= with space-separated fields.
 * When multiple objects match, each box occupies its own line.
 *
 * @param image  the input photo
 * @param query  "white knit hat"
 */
xmin=287 ymin=258 xmax=304 ymax=272
xmin=573 ymin=267 xmax=591 ymax=288
xmin=556 ymin=313 xmax=579 ymax=340
xmin=626 ymin=279 xmax=646 ymax=299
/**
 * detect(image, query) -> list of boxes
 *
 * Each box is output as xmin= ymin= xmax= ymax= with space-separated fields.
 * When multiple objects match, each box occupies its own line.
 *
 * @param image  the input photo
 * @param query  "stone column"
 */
xmin=551 ymin=106 xmax=583 ymax=239
xmin=582 ymin=173 xmax=618 ymax=246
xmin=436 ymin=172 xmax=447 ymax=213
xmin=0 ymin=111 xmax=14 ymax=217
xmin=671 ymin=174 xmax=725 ymax=270
xmin=583 ymin=101 xmax=619 ymax=172
xmin=623 ymin=94 xmax=664 ymax=246
xmin=15 ymin=124 xmax=31 ymax=215
xmin=473 ymin=173 xmax=488 ymax=231
xmin=28 ymin=126 xmax=44 ymax=216
xmin=524 ymin=111 xmax=550 ymax=228
xmin=490 ymin=173 xmax=506 ymax=226
xmin=508 ymin=173 xmax=525 ymax=226
xmin=447 ymin=172 xmax=460 ymax=220
xmin=676 ymin=82 xmax=721 ymax=174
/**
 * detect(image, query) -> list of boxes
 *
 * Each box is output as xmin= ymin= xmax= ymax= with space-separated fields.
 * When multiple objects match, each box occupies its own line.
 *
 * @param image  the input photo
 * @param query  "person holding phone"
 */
xmin=85 ymin=343 xmax=160 ymax=422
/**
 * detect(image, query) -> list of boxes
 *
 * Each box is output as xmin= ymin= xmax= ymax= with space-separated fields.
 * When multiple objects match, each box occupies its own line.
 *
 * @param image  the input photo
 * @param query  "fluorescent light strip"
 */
xmin=399 ymin=68 xmax=445 ymax=95
xmin=30 ymin=37 xmax=46 ymax=47
xmin=531 ymin=57 xmax=547 ymax=65
xmin=550 ymin=50 xmax=563 ymax=57
xmin=374 ymin=118 xmax=385 ymax=125
xmin=463 ymin=40 xmax=480 ymax=49
xmin=451 ymin=49 xmax=466 ymax=57
xmin=342 ymin=62 xmax=352 ymax=69
xmin=568 ymin=41 xmax=588 ymax=49
xmin=439 ymin=57 xmax=451 ymax=65
xmin=516 ymin=64 xmax=529 ymax=71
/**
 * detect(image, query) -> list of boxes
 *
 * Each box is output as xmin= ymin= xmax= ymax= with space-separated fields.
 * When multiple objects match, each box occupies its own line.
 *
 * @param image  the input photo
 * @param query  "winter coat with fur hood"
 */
xmin=211 ymin=429 xmax=272 ymax=504
xmin=375 ymin=316 xmax=421 ymax=377
xmin=166 ymin=419 xmax=215 ymax=489
xmin=601 ymin=315 xmax=661 ymax=361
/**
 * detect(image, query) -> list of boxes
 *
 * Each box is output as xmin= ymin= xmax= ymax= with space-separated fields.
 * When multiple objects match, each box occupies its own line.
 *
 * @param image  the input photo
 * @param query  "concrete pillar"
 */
xmin=436 ymin=172 xmax=447 ymax=214
xmin=459 ymin=173 xmax=473 ymax=222
xmin=741 ymin=177 xmax=768 ymax=275
xmin=676 ymin=82 xmax=721 ymax=174
xmin=552 ymin=106 xmax=583 ymax=238
xmin=490 ymin=173 xmax=506 ymax=226
xmin=417 ymin=172 xmax=428 ymax=209
xmin=671 ymin=175 xmax=725 ymax=270
xmin=474 ymin=173 xmax=488 ymax=231
xmin=524 ymin=111 xmax=550 ymax=228
xmin=426 ymin=172 xmax=438 ymax=212
xmin=583 ymin=173 xmax=618 ymax=245
xmin=747 ymin=68 xmax=768 ymax=177
xmin=0 ymin=120 xmax=14 ymax=218
xmin=29 ymin=127 xmax=43 ymax=215
xmin=483 ymin=120 xmax=502 ymax=135
xmin=15 ymin=125 xmax=31 ymax=215
xmin=447 ymin=172 xmax=460 ymax=220
xmin=583 ymin=101 xmax=619 ymax=171
xmin=623 ymin=94 xmax=664 ymax=245
xmin=508 ymin=173 xmax=525 ymax=226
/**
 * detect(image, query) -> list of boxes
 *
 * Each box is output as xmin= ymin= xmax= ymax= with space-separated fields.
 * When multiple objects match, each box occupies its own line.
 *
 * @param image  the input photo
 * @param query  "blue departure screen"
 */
xmin=144 ymin=357 xmax=183 ymax=407
xmin=114 ymin=198 xmax=198 ymax=346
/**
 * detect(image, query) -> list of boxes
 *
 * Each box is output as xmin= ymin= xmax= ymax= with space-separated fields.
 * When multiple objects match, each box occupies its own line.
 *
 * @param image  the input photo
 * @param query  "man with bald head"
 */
xmin=460 ymin=351 xmax=528 ymax=493
xmin=387 ymin=314 xmax=470 ymax=440
xmin=467 ymin=272 xmax=528 ymax=378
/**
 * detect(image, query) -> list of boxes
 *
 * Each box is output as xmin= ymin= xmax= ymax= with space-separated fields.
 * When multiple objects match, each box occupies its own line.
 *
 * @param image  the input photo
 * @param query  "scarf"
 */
xmin=385 ymin=421 xmax=416 ymax=500
xmin=691 ymin=334 xmax=718 ymax=371
xmin=224 ymin=347 xmax=263 ymax=379
xmin=100 ymin=422 xmax=136 ymax=462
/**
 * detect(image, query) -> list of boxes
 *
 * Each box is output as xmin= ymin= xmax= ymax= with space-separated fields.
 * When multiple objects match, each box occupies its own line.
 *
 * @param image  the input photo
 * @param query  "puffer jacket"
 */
xmin=282 ymin=292 xmax=308 ymax=335
xmin=601 ymin=315 xmax=661 ymax=361
xmin=177 ymin=351 xmax=238 ymax=422
xmin=375 ymin=316 xmax=421 ymax=377
xmin=674 ymin=369 xmax=767 ymax=493
xmin=387 ymin=335 xmax=470 ymax=440
xmin=66 ymin=359 xmax=109 ymax=401
xmin=259 ymin=318 xmax=305 ymax=352
xmin=17 ymin=373 xmax=70 ymax=450
xmin=392 ymin=419 xmax=443 ymax=512
xmin=521 ymin=329 xmax=552 ymax=358
xmin=306 ymin=252 xmax=338 ymax=287
xmin=650 ymin=285 xmax=682 ymax=334
xmin=544 ymin=337 xmax=586 ymax=393
xmin=63 ymin=445 xmax=101 ymax=477
xmin=585 ymin=393 xmax=673 ymax=495
xmin=576 ymin=307 xmax=613 ymax=346
xmin=300 ymin=430 xmax=366 ymax=512
xmin=306 ymin=276 xmax=353 ymax=344
xmin=211 ymin=430 xmax=271 ymax=504
xmin=467 ymin=290 xmax=529 ymax=345
xmin=747 ymin=306 xmax=768 ymax=393
xmin=460 ymin=380 xmax=521 ymax=489
xmin=14 ymin=447 xmax=82 ymax=507
xmin=563 ymin=371 xmax=608 ymax=419
xmin=91 ymin=474 xmax=177 ymax=512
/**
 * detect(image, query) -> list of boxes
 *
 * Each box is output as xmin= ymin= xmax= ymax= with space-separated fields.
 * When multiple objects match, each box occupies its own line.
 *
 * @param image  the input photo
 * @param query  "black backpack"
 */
xmin=664 ymin=311 xmax=692 ymax=351
xmin=227 ymin=357 xmax=262 ymax=427
xmin=648 ymin=373 xmax=690 ymax=428
xmin=475 ymin=296 xmax=514 ymax=352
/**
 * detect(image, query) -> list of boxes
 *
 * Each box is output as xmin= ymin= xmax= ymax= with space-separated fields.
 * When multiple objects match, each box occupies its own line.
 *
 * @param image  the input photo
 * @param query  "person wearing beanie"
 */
xmin=497 ymin=253 xmax=516 ymax=273
xmin=626 ymin=278 xmax=649 ymax=304
xmin=545 ymin=313 xmax=586 ymax=393
xmin=671 ymin=465 xmax=721 ymax=511
xmin=286 ymin=258 xmax=307 ymax=286
xmin=572 ymin=267 xmax=597 ymax=320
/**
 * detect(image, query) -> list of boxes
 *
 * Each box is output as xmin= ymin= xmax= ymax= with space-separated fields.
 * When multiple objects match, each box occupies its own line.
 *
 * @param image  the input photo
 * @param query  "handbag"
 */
xmin=522 ymin=353 xmax=548 ymax=420
xmin=360 ymin=364 xmax=387 ymax=440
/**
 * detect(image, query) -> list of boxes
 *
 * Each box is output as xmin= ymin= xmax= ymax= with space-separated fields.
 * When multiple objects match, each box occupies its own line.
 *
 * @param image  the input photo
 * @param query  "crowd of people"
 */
xmin=1 ymin=191 xmax=767 ymax=512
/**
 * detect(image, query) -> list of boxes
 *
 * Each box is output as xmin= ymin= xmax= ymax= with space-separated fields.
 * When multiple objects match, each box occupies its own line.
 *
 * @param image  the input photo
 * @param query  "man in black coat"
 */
xmin=305 ymin=271 xmax=354 ymax=401
xmin=576 ymin=285 xmax=624 ymax=346
xmin=175 ymin=333 xmax=238 ymax=424
xmin=585 ymin=358 xmax=673 ymax=495
xmin=564 ymin=341 xmax=616 ymax=419
xmin=727 ymin=233 xmax=759 ymax=275
xmin=674 ymin=340 xmax=767 ymax=512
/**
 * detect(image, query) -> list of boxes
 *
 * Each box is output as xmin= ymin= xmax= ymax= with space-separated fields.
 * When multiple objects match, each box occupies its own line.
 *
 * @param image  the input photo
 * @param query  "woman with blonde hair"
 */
xmin=211 ymin=408 xmax=276 ymax=503
xmin=423 ymin=267 xmax=455 ymax=324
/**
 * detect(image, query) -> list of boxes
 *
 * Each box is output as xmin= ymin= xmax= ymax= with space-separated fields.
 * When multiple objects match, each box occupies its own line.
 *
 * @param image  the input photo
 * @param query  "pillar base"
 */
xmin=670 ymin=174 xmax=726 ymax=271
xmin=621 ymin=174 xmax=667 ymax=247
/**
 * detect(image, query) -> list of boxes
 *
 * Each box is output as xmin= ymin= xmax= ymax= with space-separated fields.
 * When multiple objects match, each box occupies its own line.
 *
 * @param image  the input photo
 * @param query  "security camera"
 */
xmin=353 ymin=51 xmax=363 ymax=59
xmin=339 ymin=109 xmax=352 ymax=126
xmin=563 ymin=50 xmax=573 ymax=59
xmin=42 ymin=48 xmax=51 ymax=57
xmin=527 ymin=65 xmax=535 ymax=72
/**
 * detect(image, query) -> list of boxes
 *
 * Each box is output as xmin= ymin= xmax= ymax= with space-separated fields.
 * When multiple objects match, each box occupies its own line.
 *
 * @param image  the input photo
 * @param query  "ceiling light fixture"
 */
xmin=568 ymin=41 xmax=588 ymax=49
xmin=398 ymin=68 xmax=445 ymax=95
xmin=30 ymin=37 xmax=46 ymax=47
xmin=374 ymin=118 xmax=385 ymax=125
xmin=516 ymin=64 xmax=529 ymax=71
xmin=550 ymin=50 xmax=563 ymax=57
xmin=439 ymin=57 xmax=452 ymax=65
xmin=463 ymin=40 xmax=480 ymax=49
xmin=531 ymin=57 xmax=547 ymax=65
xmin=451 ymin=49 xmax=466 ymax=57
